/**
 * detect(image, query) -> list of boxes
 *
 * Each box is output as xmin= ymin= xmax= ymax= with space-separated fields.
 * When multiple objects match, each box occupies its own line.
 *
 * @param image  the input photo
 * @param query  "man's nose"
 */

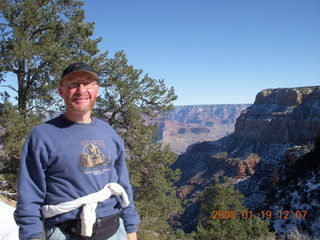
xmin=76 ymin=83 xmax=87 ymax=93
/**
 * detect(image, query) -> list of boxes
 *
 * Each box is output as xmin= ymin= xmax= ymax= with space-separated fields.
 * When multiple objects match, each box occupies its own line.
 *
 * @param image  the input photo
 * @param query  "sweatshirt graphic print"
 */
xmin=80 ymin=140 xmax=114 ymax=174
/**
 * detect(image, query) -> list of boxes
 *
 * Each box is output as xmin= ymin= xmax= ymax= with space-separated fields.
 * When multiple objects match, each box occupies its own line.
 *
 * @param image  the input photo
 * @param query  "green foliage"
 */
xmin=0 ymin=101 xmax=42 ymax=175
xmin=96 ymin=51 xmax=176 ymax=126
xmin=94 ymin=51 xmax=182 ymax=239
xmin=129 ymin=127 xmax=182 ymax=239
xmin=0 ymin=0 xmax=105 ymax=113
xmin=191 ymin=177 xmax=274 ymax=240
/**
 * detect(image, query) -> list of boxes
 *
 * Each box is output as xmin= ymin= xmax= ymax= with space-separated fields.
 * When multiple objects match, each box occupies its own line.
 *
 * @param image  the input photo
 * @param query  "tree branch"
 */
xmin=0 ymin=84 xmax=18 ymax=92
xmin=26 ymin=99 xmax=61 ymax=113
xmin=0 ymin=191 xmax=17 ymax=196
xmin=29 ymin=25 xmax=53 ymax=41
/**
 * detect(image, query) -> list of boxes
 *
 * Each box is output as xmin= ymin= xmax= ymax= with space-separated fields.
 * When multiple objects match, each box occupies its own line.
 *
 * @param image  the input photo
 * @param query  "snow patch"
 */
xmin=0 ymin=201 xmax=18 ymax=240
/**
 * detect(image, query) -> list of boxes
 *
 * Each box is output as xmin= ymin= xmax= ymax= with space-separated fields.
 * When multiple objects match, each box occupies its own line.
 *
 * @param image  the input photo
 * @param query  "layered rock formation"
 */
xmin=173 ymin=86 xmax=320 ymax=235
xmin=158 ymin=104 xmax=250 ymax=153
xmin=234 ymin=86 xmax=320 ymax=143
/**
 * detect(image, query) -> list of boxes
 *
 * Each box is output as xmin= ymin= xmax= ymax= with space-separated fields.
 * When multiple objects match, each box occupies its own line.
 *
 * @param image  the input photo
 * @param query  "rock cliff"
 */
xmin=235 ymin=86 xmax=320 ymax=143
xmin=267 ymin=142 xmax=320 ymax=236
xmin=173 ymin=86 xmax=320 ymax=236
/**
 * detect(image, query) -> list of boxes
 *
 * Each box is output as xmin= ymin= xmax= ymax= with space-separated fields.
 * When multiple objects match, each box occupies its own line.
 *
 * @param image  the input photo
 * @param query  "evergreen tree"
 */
xmin=128 ymin=125 xmax=183 ymax=240
xmin=0 ymin=100 xmax=41 ymax=175
xmin=0 ymin=0 xmax=105 ymax=114
xmin=0 ymin=0 xmax=105 ymax=175
xmin=95 ymin=51 xmax=182 ymax=239
xmin=0 ymin=0 xmax=101 ymax=182
xmin=96 ymin=50 xmax=176 ymax=131
xmin=191 ymin=177 xmax=274 ymax=240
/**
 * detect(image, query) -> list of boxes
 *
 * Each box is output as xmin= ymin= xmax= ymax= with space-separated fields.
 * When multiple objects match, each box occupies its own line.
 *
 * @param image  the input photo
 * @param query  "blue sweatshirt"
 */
xmin=14 ymin=115 xmax=140 ymax=240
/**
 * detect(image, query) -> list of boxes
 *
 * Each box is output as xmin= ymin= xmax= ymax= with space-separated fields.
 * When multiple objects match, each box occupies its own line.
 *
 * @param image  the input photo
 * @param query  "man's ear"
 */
xmin=58 ymin=86 xmax=63 ymax=97
xmin=91 ymin=84 xmax=99 ymax=98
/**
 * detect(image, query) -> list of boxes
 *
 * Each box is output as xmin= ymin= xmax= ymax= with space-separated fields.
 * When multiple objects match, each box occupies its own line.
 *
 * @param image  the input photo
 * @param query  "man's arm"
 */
xmin=14 ymin=133 xmax=46 ymax=240
xmin=127 ymin=232 xmax=137 ymax=240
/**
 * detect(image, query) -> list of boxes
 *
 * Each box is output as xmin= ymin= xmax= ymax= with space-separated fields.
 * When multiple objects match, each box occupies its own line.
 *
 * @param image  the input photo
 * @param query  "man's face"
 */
xmin=58 ymin=71 xmax=99 ymax=115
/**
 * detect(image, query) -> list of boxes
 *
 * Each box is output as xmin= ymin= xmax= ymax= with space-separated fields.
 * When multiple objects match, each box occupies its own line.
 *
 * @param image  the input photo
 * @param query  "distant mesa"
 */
xmin=157 ymin=104 xmax=251 ymax=154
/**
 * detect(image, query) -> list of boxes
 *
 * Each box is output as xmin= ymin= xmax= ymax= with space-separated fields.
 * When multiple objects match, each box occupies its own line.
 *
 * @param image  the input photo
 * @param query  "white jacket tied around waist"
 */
xmin=41 ymin=183 xmax=130 ymax=237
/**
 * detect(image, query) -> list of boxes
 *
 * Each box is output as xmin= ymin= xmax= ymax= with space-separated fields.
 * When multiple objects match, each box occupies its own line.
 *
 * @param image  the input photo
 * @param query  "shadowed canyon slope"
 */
xmin=173 ymin=86 xmax=320 ymax=236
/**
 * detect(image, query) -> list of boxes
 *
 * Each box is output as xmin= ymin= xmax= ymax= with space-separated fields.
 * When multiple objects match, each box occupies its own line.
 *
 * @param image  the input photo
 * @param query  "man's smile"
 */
xmin=73 ymin=97 xmax=90 ymax=103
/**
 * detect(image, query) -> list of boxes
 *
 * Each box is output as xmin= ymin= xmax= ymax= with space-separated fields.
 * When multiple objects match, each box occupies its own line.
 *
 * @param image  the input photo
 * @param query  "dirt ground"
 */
xmin=0 ymin=194 xmax=16 ymax=207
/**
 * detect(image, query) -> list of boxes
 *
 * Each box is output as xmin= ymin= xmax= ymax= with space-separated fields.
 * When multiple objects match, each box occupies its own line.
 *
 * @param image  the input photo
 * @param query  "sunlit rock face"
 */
xmin=234 ymin=86 xmax=320 ymax=144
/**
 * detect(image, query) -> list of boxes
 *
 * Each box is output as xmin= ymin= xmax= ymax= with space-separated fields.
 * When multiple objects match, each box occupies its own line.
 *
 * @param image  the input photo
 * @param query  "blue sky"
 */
xmin=83 ymin=0 xmax=320 ymax=105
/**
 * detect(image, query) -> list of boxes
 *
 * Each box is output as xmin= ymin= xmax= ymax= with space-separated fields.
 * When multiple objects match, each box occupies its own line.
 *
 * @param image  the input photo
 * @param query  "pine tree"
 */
xmin=0 ymin=0 xmax=105 ymax=114
xmin=95 ymin=50 xmax=176 ymax=130
xmin=191 ymin=177 xmax=274 ymax=240
xmin=128 ymin=125 xmax=183 ymax=239
xmin=0 ymin=0 xmax=106 ymax=175
xmin=95 ymin=51 xmax=182 ymax=239
xmin=0 ymin=101 xmax=41 ymax=176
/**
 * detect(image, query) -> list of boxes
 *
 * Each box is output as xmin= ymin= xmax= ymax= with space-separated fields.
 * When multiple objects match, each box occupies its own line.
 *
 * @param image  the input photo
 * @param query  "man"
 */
xmin=14 ymin=62 xmax=140 ymax=240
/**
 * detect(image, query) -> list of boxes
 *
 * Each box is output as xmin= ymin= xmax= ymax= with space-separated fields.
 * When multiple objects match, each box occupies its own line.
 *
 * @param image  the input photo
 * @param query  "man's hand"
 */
xmin=127 ymin=232 xmax=137 ymax=240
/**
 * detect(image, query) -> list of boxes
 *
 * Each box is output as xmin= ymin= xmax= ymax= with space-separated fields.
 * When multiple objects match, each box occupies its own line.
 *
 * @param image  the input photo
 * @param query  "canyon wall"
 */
xmin=158 ymin=104 xmax=250 ymax=153
xmin=234 ymin=86 xmax=320 ymax=143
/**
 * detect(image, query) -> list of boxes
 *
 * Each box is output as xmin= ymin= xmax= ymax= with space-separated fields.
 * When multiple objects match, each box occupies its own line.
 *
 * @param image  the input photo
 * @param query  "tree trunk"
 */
xmin=17 ymin=70 xmax=27 ymax=117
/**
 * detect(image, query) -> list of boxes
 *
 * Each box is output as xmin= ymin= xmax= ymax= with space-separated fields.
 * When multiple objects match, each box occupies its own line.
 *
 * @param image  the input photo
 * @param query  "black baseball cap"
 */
xmin=60 ymin=62 xmax=99 ymax=83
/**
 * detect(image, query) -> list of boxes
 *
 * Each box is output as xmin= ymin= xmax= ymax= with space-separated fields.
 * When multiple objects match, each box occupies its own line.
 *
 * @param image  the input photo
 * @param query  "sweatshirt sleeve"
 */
xmin=14 ymin=133 xmax=47 ymax=240
xmin=114 ymin=141 xmax=140 ymax=233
